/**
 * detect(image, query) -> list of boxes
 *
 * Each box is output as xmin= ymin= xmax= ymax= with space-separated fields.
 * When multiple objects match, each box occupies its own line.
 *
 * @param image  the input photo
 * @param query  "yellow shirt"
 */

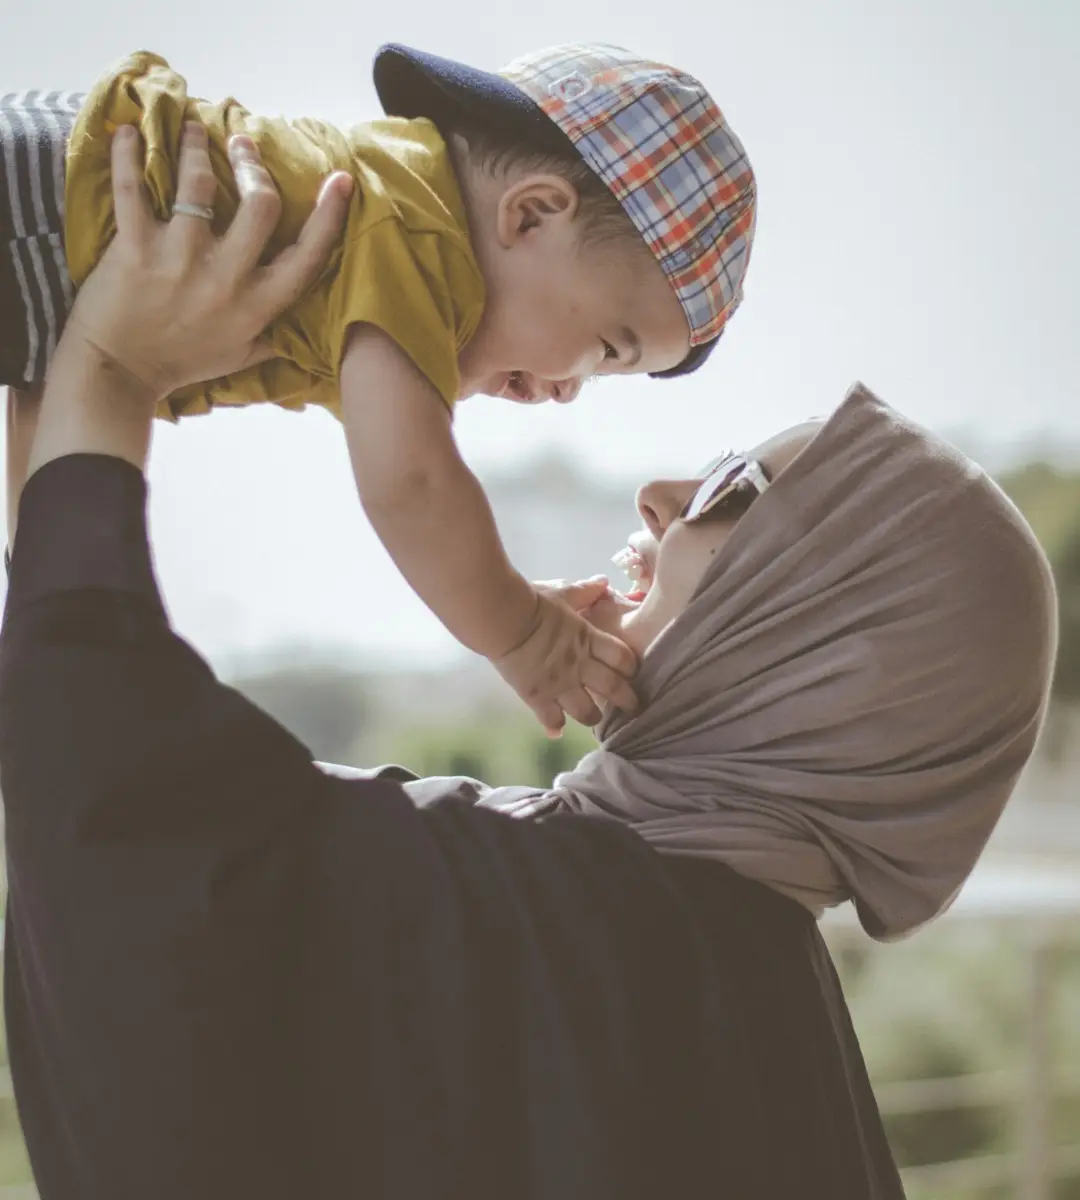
xmin=65 ymin=52 xmax=486 ymax=421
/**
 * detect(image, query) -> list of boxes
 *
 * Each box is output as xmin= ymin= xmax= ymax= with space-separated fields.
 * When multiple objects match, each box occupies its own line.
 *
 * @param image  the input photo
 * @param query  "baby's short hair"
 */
xmin=374 ymin=43 xmax=756 ymax=378
xmin=443 ymin=119 xmax=639 ymax=252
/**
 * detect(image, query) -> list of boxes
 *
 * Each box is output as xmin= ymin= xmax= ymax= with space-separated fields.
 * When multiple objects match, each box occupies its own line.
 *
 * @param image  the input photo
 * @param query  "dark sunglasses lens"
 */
xmin=682 ymin=459 xmax=746 ymax=521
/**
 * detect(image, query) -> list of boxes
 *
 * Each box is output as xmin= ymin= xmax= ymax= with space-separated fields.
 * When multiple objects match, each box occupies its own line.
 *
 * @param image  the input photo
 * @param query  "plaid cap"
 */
xmin=498 ymin=45 xmax=756 ymax=348
xmin=373 ymin=42 xmax=756 ymax=369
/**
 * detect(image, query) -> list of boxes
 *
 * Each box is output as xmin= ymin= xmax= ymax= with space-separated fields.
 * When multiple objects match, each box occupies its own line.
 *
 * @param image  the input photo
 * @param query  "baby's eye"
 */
xmin=601 ymin=340 xmax=618 ymax=361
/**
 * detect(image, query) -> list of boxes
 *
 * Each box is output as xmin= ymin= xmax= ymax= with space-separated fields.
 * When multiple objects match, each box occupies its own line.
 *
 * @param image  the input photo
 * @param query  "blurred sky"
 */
xmin=1 ymin=0 xmax=1077 ymax=665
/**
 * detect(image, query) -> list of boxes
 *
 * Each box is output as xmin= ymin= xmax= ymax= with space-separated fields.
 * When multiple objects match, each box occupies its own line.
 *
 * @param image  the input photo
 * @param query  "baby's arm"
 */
xmin=341 ymin=325 xmax=535 ymax=659
xmin=339 ymin=325 xmax=638 ymax=733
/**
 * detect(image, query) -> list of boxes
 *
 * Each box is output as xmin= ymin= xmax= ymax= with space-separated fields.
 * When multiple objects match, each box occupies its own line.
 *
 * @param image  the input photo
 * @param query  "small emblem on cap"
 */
xmin=549 ymin=72 xmax=591 ymax=102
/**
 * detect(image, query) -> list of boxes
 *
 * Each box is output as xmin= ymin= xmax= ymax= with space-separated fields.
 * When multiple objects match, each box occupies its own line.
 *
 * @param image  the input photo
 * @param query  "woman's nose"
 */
xmin=635 ymin=480 xmax=696 ymax=539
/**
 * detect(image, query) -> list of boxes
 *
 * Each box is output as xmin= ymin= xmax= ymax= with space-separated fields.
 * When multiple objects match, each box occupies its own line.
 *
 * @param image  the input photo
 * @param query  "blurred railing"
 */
xmin=823 ymin=856 xmax=1080 ymax=1199
xmin=0 ymin=856 xmax=1077 ymax=1199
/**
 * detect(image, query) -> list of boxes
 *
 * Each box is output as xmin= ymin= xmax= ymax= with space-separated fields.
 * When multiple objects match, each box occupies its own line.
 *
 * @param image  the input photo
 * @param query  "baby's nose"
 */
xmin=549 ymin=377 xmax=583 ymax=405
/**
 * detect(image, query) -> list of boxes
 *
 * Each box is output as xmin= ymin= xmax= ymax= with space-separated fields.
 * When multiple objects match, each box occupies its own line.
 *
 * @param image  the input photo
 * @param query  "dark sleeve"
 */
xmin=1 ymin=454 xmax=317 ymax=833
xmin=0 ymin=457 xmax=903 ymax=1200
xmin=0 ymin=454 xmax=324 ymax=1199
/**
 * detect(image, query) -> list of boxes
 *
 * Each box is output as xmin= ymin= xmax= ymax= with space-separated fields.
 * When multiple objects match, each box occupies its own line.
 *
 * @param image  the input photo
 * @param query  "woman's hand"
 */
xmin=63 ymin=122 xmax=353 ymax=404
xmin=25 ymin=123 xmax=352 ymax=482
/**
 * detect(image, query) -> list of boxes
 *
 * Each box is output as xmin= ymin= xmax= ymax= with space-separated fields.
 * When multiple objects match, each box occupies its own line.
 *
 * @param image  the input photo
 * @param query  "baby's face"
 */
xmin=589 ymin=423 xmax=822 ymax=656
xmin=456 ymin=182 xmax=690 ymax=404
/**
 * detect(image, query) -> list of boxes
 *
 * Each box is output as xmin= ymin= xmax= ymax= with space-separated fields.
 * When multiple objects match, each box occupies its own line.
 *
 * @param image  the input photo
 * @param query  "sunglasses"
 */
xmin=680 ymin=452 xmax=771 ymax=522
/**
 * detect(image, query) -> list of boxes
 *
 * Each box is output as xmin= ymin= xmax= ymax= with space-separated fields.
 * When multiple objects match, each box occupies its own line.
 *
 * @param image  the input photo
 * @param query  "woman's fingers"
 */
xmin=61 ymin=122 xmax=346 ymax=400
xmin=218 ymin=135 xmax=284 ymax=279
xmin=169 ymin=123 xmax=219 ymax=256
xmin=251 ymin=169 xmax=352 ymax=320
xmin=109 ymin=126 xmax=152 ymax=249
xmin=232 ymin=338 xmax=280 ymax=375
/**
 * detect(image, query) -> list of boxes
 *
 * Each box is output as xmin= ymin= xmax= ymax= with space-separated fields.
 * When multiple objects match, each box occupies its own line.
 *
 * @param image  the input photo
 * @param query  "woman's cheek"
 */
xmin=658 ymin=556 xmax=707 ymax=618
xmin=655 ymin=540 xmax=695 ymax=604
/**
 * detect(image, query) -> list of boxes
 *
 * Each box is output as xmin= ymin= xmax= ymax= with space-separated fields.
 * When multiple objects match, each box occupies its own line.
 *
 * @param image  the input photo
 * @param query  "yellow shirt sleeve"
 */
xmin=65 ymin=53 xmax=485 ymax=422
xmin=321 ymin=215 xmax=479 ymax=409
xmin=164 ymin=211 xmax=479 ymax=419
xmin=168 ymin=205 xmax=482 ymax=420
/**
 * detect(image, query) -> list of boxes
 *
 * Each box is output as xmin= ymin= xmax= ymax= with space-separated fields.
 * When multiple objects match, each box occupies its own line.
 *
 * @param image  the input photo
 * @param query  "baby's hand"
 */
xmin=492 ymin=579 xmax=639 ymax=737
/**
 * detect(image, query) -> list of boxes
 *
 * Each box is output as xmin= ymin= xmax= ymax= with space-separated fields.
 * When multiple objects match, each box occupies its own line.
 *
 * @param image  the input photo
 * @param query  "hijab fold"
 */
xmin=488 ymin=386 xmax=1058 ymax=940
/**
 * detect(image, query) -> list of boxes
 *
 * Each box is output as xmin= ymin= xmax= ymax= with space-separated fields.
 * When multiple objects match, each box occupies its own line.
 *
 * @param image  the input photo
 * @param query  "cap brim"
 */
xmin=650 ymin=335 xmax=718 ymax=380
xmin=373 ymin=44 xmax=574 ymax=155
xmin=373 ymin=44 xmax=722 ymax=384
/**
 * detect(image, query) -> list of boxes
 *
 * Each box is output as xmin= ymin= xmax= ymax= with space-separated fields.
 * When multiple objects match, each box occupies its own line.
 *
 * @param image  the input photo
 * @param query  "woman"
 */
xmin=410 ymin=398 xmax=1057 ymax=941
xmin=0 ymin=128 xmax=1054 ymax=1200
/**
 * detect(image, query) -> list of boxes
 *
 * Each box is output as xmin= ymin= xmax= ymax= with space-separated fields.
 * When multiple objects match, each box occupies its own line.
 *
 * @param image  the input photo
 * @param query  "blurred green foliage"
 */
xmin=835 ymin=929 xmax=1080 ymax=1197
xmin=998 ymin=462 xmax=1080 ymax=705
xmin=229 ymin=658 xmax=372 ymax=764
xmin=380 ymin=714 xmax=598 ymax=789
xmin=997 ymin=462 xmax=1080 ymax=563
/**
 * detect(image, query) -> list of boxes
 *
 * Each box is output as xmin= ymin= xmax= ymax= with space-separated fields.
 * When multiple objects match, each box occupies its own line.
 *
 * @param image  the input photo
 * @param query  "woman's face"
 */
xmin=587 ymin=422 xmax=822 ymax=656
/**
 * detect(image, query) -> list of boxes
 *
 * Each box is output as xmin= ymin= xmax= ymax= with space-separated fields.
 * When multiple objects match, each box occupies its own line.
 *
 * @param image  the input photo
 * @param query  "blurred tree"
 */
xmin=997 ymin=462 xmax=1080 ymax=562
xmin=230 ymin=660 xmax=370 ymax=765
xmin=445 ymin=751 xmax=487 ymax=779
xmin=1049 ymin=521 xmax=1080 ymax=705
xmin=385 ymin=716 xmax=596 ymax=789
xmin=535 ymin=735 xmax=587 ymax=783
xmin=998 ymin=462 xmax=1080 ymax=706
xmin=881 ymin=1037 xmax=1002 ymax=1170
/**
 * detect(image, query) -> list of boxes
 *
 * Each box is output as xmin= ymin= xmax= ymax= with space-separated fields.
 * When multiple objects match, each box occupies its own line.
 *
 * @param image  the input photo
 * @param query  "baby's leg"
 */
xmin=0 ymin=90 xmax=83 ymax=546
xmin=6 ymin=382 xmax=42 ymax=547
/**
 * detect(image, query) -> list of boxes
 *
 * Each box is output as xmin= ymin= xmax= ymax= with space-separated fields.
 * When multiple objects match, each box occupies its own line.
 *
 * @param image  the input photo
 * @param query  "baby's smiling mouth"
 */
xmin=500 ymin=371 xmax=536 ymax=403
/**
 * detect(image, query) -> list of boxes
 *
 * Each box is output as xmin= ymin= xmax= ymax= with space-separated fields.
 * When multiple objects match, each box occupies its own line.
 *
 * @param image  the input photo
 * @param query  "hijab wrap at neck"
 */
xmin=488 ymin=386 xmax=1057 ymax=940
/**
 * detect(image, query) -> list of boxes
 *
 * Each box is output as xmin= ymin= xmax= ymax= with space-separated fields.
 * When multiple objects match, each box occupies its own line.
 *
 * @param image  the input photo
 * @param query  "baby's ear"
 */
xmin=496 ymin=175 xmax=579 ymax=246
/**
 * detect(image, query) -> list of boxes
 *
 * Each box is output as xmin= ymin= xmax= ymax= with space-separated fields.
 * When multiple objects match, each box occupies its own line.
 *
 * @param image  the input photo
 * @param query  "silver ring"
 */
xmin=172 ymin=202 xmax=215 ymax=221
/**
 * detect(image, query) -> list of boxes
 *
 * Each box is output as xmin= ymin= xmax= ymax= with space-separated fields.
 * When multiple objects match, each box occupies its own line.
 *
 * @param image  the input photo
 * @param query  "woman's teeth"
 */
xmin=612 ymin=546 xmax=650 ymax=595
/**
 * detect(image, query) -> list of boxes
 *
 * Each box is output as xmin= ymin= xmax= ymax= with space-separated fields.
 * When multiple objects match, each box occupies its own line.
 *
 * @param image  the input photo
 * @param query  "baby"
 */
xmin=0 ymin=43 xmax=756 ymax=732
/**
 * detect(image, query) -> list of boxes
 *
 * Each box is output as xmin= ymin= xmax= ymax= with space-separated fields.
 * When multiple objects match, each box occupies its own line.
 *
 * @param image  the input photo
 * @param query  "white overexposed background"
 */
xmin=1 ymin=0 xmax=1077 ymax=666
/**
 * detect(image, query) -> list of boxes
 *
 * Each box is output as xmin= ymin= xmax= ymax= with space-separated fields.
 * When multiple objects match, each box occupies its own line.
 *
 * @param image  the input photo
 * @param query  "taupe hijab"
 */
xmin=480 ymin=385 xmax=1058 ymax=940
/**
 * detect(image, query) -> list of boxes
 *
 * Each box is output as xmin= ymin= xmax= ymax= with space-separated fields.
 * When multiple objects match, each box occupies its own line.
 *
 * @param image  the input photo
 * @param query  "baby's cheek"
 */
xmin=547 ymin=320 xmax=591 ymax=377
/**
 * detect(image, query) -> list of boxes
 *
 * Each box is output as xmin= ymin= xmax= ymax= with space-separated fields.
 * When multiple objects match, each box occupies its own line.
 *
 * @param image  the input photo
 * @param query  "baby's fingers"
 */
xmin=581 ymin=655 xmax=639 ymax=716
xmin=589 ymin=627 xmax=638 ymax=681
xmin=251 ymin=166 xmax=352 ymax=320
xmin=540 ymin=575 xmax=610 ymax=613
xmin=530 ymin=697 xmax=566 ymax=739
xmin=557 ymin=686 xmax=603 ymax=730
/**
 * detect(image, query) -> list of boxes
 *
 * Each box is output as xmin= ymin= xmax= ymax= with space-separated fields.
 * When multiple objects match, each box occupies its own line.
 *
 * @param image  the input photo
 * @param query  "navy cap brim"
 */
xmin=649 ymin=335 xmax=718 ymax=379
xmin=373 ymin=44 xmax=574 ymax=156
xmin=373 ymin=43 xmax=720 ymax=383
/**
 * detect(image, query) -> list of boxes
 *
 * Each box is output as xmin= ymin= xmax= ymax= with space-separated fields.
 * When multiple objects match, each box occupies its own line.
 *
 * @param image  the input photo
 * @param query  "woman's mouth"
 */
xmin=611 ymin=545 xmax=652 ymax=601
